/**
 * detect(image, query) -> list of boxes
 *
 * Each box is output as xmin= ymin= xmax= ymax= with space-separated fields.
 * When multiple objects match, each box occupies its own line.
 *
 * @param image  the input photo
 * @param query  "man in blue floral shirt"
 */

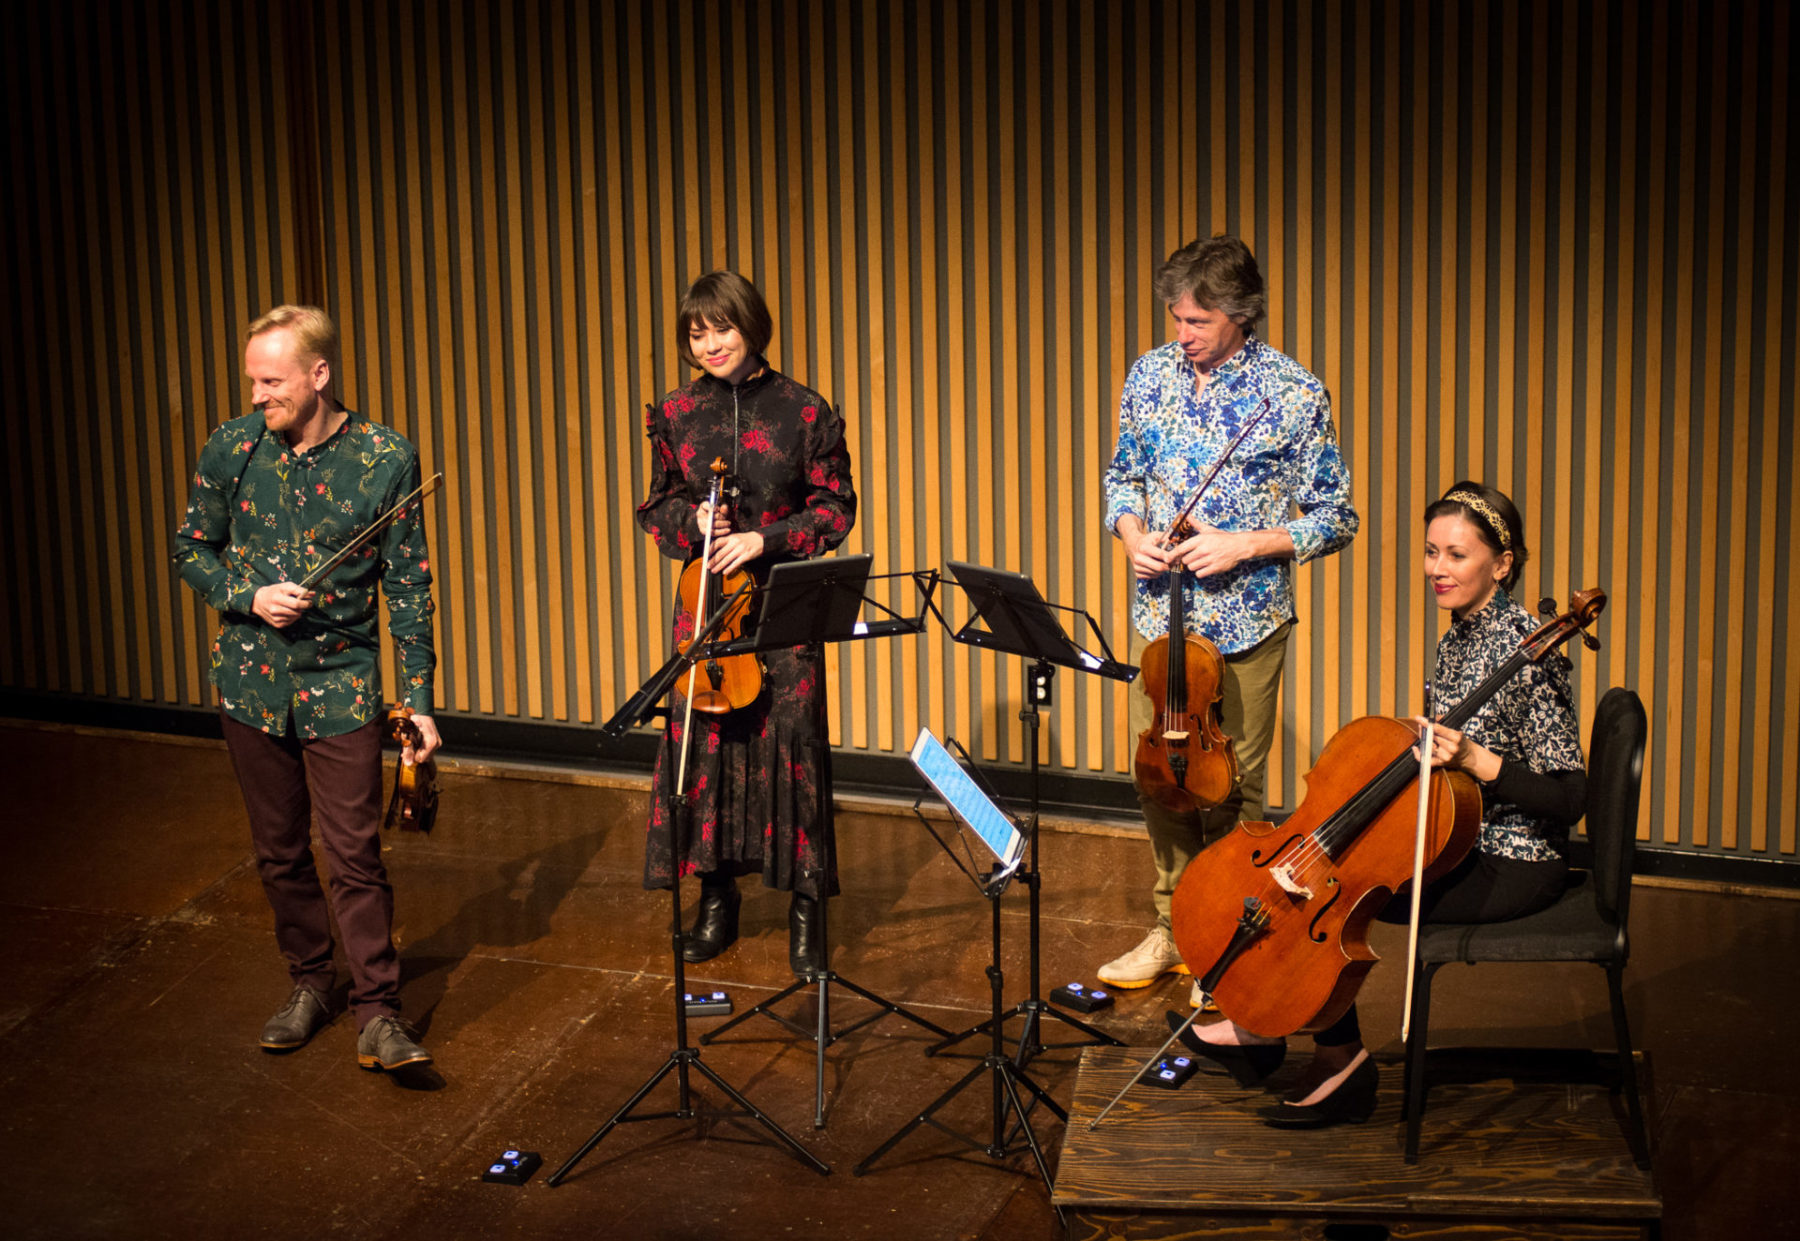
xmin=1099 ymin=237 xmax=1358 ymax=1001
xmin=173 ymin=305 xmax=441 ymax=1073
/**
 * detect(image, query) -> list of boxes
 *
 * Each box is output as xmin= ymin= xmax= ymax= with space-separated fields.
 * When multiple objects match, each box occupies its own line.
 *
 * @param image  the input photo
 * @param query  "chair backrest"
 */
xmin=1583 ymin=687 xmax=1648 ymax=931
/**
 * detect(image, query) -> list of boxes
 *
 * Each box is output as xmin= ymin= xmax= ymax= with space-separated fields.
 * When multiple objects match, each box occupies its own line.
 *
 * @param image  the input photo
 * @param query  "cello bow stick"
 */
xmin=1400 ymin=721 xmax=1435 ymax=1043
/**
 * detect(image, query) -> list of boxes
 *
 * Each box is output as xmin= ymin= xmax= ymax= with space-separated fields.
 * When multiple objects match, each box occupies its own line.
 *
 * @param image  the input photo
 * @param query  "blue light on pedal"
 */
xmin=1091 ymin=990 xmax=1107 ymax=1000
xmin=1173 ymin=1057 xmax=1191 ymax=1067
xmin=1159 ymin=1069 xmax=1176 ymax=1080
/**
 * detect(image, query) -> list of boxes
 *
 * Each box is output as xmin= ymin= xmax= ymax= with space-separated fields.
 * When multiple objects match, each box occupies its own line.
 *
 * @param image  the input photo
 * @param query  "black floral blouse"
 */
xmin=634 ymin=365 xmax=856 ymax=896
xmin=1431 ymin=590 xmax=1586 ymax=862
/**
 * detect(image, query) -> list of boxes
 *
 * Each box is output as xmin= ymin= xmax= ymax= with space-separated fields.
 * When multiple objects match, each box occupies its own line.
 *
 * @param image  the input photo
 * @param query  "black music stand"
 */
xmin=853 ymin=727 xmax=1060 ymax=1203
xmin=924 ymin=561 xmax=1137 ymax=1067
xmin=547 ymin=584 xmax=828 ymax=1185
xmin=697 ymin=556 xmax=952 ymax=1129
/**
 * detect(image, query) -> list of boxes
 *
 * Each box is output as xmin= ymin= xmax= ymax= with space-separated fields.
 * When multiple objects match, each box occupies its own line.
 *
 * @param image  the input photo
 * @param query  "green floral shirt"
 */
xmin=172 ymin=409 xmax=436 ymax=738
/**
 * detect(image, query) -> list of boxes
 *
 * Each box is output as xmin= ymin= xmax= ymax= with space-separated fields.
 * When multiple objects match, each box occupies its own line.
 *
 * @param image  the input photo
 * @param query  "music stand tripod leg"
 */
xmin=932 ymin=659 xmax=1123 ymax=1065
xmin=700 ymin=638 xmax=952 ymax=1129
xmin=855 ymin=865 xmax=1059 ymax=1199
xmin=548 ymin=784 xmax=829 ymax=1184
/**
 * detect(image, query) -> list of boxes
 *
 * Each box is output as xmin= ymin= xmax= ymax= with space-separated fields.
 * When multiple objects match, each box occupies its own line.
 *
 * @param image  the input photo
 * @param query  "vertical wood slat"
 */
xmin=1760 ymin=0 xmax=1792 ymax=857
xmin=1661 ymin=0 xmax=1699 ymax=845
xmin=975 ymin=0 xmax=1004 ymax=761
xmin=945 ymin=0 xmax=972 ymax=760
xmin=0 ymin=0 xmax=1795 ymax=867
xmin=1779 ymin=0 xmax=1800 ymax=859
xmin=1291 ymin=0 xmax=1316 ymax=793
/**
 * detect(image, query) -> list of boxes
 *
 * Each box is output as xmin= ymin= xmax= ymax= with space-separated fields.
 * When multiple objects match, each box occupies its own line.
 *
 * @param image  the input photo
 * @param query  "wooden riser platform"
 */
xmin=1054 ymin=1046 xmax=1661 ymax=1241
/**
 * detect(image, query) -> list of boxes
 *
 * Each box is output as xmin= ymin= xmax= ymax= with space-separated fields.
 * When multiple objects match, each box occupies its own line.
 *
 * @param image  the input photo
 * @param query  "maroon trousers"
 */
xmin=220 ymin=711 xmax=400 ymax=1029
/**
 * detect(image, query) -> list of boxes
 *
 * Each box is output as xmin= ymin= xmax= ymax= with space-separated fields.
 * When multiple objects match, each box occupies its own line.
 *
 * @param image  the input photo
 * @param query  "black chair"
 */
xmin=1401 ymin=687 xmax=1651 ymax=1168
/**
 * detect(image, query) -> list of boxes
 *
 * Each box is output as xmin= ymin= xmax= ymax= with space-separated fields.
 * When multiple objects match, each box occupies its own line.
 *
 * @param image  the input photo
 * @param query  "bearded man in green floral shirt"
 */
xmin=173 ymin=305 xmax=441 ymax=1073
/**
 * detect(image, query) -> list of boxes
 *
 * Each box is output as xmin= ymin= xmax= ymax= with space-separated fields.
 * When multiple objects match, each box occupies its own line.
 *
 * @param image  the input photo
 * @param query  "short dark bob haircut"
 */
xmin=1152 ymin=235 xmax=1267 ymax=326
xmin=1424 ymin=480 xmax=1528 ymax=592
xmin=675 ymin=271 xmax=774 ymax=369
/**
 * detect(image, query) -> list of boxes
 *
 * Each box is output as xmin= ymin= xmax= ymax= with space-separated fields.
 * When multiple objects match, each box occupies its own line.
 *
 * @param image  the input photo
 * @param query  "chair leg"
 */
xmin=1403 ymin=961 xmax=1439 ymax=1164
xmin=1606 ymin=961 xmax=1652 ymax=1169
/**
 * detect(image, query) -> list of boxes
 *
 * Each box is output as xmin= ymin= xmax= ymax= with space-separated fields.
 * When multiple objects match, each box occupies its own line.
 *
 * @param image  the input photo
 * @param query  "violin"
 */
xmin=673 ymin=458 xmax=763 ymax=715
xmin=383 ymin=704 xmax=439 ymax=833
xmin=1134 ymin=399 xmax=1273 ymax=812
xmin=1134 ymin=511 xmax=1238 ymax=811
xmin=1170 ymin=587 xmax=1606 ymax=1038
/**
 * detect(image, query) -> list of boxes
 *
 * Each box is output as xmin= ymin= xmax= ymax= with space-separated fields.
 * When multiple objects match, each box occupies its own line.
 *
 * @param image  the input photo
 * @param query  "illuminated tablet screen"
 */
xmin=909 ymin=727 xmax=1024 ymax=873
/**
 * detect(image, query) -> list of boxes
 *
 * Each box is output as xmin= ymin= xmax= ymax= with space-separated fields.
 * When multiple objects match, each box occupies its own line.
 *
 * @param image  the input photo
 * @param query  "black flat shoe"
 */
xmin=789 ymin=892 xmax=824 ymax=976
xmin=683 ymin=879 xmax=741 ymax=963
xmin=1165 ymin=1010 xmax=1286 ymax=1087
xmin=1258 ymin=1055 xmax=1378 ymax=1129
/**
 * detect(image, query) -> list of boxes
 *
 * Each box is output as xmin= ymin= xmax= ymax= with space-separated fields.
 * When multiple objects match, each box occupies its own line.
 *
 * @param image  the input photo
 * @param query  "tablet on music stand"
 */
xmin=909 ymin=728 xmax=1025 ymax=880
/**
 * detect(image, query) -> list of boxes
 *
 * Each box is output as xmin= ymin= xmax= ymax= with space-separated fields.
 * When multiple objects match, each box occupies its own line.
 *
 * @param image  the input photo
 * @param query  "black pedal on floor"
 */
xmin=481 ymin=1149 xmax=542 ymax=1185
xmin=1050 ymin=982 xmax=1114 ymax=1013
xmin=683 ymin=989 xmax=733 ymax=1017
xmin=1143 ymin=1054 xmax=1199 ymax=1090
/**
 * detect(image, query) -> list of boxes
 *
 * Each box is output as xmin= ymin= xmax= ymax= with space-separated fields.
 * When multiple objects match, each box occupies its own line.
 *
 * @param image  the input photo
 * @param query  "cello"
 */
xmin=1133 ymin=398 xmax=1274 ymax=812
xmin=1170 ymin=588 xmax=1605 ymax=1038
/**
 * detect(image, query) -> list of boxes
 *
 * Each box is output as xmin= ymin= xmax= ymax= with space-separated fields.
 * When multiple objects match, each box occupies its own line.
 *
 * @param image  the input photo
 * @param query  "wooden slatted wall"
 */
xmin=2 ymin=0 xmax=1795 ymax=863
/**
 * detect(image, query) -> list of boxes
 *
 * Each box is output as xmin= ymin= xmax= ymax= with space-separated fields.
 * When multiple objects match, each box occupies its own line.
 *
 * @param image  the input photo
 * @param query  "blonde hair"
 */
xmin=245 ymin=304 xmax=337 ymax=369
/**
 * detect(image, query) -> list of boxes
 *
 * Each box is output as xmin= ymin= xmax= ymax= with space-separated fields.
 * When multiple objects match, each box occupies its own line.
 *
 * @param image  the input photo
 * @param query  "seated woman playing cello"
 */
xmin=1171 ymin=481 xmax=1587 ymax=1128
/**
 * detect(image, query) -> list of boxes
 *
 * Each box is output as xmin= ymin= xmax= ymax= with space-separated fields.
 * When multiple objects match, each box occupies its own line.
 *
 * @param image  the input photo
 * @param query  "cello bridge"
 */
xmin=1271 ymin=864 xmax=1312 ymax=899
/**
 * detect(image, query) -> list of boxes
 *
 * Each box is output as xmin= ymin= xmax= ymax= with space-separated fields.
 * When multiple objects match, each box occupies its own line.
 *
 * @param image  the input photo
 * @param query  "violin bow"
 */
xmin=1160 ymin=397 xmax=1274 ymax=546
xmin=674 ymin=459 xmax=728 ymax=797
xmin=298 ymin=472 xmax=443 ymax=592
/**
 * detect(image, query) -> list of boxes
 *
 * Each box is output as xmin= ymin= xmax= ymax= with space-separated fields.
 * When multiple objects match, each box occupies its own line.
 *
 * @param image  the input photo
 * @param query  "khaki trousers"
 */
xmin=1128 ymin=620 xmax=1291 ymax=931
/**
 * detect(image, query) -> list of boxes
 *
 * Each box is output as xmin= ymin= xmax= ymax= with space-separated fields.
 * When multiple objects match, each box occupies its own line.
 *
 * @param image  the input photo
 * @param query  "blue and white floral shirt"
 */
xmin=1432 ymin=590 xmax=1586 ymax=862
xmin=1103 ymin=336 xmax=1358 ymax=654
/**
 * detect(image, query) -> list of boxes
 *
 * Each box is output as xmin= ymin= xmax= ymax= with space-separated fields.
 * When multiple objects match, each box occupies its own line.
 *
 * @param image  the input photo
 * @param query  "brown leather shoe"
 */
xmin=356 ymin=1014 xmax=432 ymax=1071
xmin=259 ymin=985 xmax=333 ymax=1052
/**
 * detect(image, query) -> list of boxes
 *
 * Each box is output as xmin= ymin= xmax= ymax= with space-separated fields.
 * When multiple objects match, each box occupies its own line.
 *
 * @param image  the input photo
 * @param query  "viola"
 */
xmin=1134 ymin=522 xmax=1237 ymax=812
xmin=673 ymin=457 xmax=763 ymax=715
xmin=1133 ymin=399 xmax=1273 ymax=812
xmin=1170 ymin=587 xmax=1605 ymax=1038
xmin=383 ymin=704 xmax=439 ymax=833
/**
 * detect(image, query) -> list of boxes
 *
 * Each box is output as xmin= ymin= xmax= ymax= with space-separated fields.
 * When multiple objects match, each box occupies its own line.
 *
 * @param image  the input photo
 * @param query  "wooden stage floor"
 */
xmin=0 ymin=723 xmax=1795 ymax=1240
xmin=1056 ymin=1046 xmax=1660 ymax=1239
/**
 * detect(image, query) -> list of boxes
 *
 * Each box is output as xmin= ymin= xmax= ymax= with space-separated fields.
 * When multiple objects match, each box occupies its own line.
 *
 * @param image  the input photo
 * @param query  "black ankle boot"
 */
xmin=788 ymin=892 xmax=824 ymax=976
xmin=683 ymin=875 xmax=740 ymax=963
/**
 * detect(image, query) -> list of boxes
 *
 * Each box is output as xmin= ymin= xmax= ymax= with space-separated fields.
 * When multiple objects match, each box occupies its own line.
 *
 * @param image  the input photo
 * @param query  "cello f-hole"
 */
xmin=1305 ymin=878 xmax=1341 ymax=944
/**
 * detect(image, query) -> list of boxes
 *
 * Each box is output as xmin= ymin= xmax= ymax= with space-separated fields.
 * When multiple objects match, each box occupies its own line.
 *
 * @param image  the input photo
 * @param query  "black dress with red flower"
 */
xmin=635 ymin=366 xmax=857 ymax=898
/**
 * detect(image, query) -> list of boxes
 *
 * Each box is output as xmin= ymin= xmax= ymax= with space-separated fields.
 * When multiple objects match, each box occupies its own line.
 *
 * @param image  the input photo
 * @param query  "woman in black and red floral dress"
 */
xmin=635 ymin=271 xmax=857 ymax=974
